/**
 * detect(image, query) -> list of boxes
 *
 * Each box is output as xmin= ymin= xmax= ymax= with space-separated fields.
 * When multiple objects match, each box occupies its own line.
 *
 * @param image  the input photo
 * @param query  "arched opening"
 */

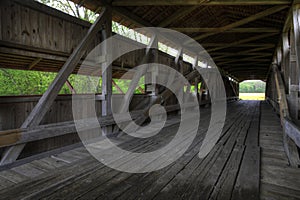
xmin=239 ymin=80 xmax=266 ymax=100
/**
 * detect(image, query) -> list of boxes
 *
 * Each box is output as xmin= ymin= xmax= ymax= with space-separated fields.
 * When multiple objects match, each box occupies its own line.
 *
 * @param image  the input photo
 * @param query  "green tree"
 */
xmin=239 ymin=81 xmax=266 ymax=93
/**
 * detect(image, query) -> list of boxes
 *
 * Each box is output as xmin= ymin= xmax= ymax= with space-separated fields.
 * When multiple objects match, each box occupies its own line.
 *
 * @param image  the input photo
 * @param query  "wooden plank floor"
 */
xmin=0 ymin=101 xmax=299 ymax=199
xmin=260 ymin=102 xmax=300 ymax=200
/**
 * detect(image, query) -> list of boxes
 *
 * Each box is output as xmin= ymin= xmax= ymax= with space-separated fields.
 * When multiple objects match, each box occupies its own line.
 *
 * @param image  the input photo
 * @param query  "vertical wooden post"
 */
xmin=273 ymin=64 xmax=300 ymax=167
xmin=229 ymin=80 xmax=238 ymax=98
xmin=282 ymin=32 xmax=290 ymax=90
xmin=0 ymin=9 xmax=108 ymax=165
xmin=118 ymin=34 xmax=158 ymax=114
xmin=145 ymin=36 xmax=158 ymax=95
xmin=199 ymin=61 xmax=208 ymax=103
xmin=101 ymin=8 xmax=113 ymax=135
xmin=195 ymin=78 xmax=199 ymax=101
xmin=114 ymin=34 xmax=158 ymax=134
xmin=292 ymin=3 xmax=300 ymax=123
xmin=289 ymin=28 xmax=299 ymax=122
xmin=176 ymin=48 xmax=184 ymax=114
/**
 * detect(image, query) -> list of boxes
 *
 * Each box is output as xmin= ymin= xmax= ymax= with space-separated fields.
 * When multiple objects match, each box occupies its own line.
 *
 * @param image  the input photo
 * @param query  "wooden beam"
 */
xmin=125 ymin=69 xmax=201 ymax=136
xmin=172 ymin=27 xmax=281 ymax=33
xmin=239 ymin=46 xmax=275 ymax=54
xmin=213 ymin=53 xmax=273 ymax=60
xmin=158 ymin=6 xmax=204 ymax=27
xmin=293 ymin=4 xmax=300 ymax=85
xmin=284 ymin=118 xmax=300 ymax=148
xmin=0 ymin=8 xmax=108 ymax=166
xmin=265 ymin=6 xmax=292 ymax=80
xmin=17 ymin=0 xmax=92 ymax=27
xmin=145 ymin=34 xmax=159 ymax=95
xmin=0 ymin=103 xmax=197 ymax=149
xmin=289 ymin=27 xmax=299 ymax=123
xmin=222 ymin=65 xmax=268 ymax=69
xmin=112 ymin=7 xmax=199 ymax=57
xmin=203 ymin=43 xmax=275 ymax=48
xmin=28 ymin=58 xmax=42 ymax=70
xmin=227 ymin=69 xmax=269 ymax=73
xmin=119 ymin=34 xmax=158 ymax=114
xmin=113 ymin=7 xmax=152 ymax=27
xmin=137 ymin=86 xmax=145 ymax=93
xmin=218 ymin=59 xmax=271 ymax=65
xmin=193 ymin=6 xmax=288 ymax=41
xmin=217 ymin=55 xmax=271 ymax=65
xmin=207 ymin=33 xmax=278 ymax=52
xmin=273 ymin=64 xmax=300 ymax=167
xmin=131 ymin=50 xmax=182 ymax=113
xmin=65 ymin=80 xmax=76 ymax=94
xmin=101 ymin=9 xmax=113 ymax=136
xmin=226 ymin=9 xmax=286 ymax=25
xmin=112 ymin=0 xmax=291 ymax=6
xmin=112 ymin=80 xmax=125 ymax=94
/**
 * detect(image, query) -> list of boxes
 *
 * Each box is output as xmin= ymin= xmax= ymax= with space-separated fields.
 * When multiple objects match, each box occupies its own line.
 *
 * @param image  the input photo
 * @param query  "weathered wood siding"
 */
xmin=0 ymin=94 xmax=152 ymax=157
xmin=0 ymin=0 xmax=192 ymax=76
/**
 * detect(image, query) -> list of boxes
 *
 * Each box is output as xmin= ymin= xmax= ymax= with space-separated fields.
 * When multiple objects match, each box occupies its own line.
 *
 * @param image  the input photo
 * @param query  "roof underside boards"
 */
xmin=70 ymin=0 xmax=292 ymax=81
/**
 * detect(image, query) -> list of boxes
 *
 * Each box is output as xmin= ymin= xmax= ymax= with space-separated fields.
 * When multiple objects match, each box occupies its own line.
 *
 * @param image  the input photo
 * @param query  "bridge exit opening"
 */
xmin=239 ymin=80 xmax=266 ymax=100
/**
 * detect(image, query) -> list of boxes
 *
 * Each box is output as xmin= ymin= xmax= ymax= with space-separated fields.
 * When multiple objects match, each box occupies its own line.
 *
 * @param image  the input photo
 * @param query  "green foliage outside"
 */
xmin=239 ymin=80 xmax=266 ymax=93
xmin=0 ymin=69 xmax=144 ymax=96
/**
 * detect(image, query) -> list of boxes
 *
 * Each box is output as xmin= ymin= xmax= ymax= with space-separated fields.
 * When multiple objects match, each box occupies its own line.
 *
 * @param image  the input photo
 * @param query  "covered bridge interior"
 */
xmin=0 ymin=0 xmax=300 ymax=199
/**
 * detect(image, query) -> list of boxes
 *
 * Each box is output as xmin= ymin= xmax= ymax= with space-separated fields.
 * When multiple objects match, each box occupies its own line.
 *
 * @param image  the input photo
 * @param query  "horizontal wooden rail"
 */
xmin=272 ymin=65 xmax=300 ymax=167
xmin=0 ymin=100 xmax=215 ymax=148
xmin=284 ymin=118 xmax=300 ymax=148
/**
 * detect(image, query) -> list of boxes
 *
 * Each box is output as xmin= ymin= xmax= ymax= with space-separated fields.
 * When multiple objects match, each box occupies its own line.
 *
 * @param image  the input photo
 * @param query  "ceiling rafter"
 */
xmin=170 ymin=27 xmax=281 ymax=33
xmin=222 ymin=63 xmax=269 ymax=67
xmin=203 ymin=43 xmax=275 ymax=47
xmin=70 ymin=0 xmax=284 ymax=81
xmin=193 ymin=6 xmax=288 ymax=41
xmin=217 ymin=56 xmax=271 ymax=65
xmin=207 ymin=33 xmax=279 ymax=52
xmin=158 ymin=6 xmax=203 ymax=27
xmin=112 ymin=0 xmax=292 ymax=6
xmin=213 ymin=53 xmax=273 ymax=60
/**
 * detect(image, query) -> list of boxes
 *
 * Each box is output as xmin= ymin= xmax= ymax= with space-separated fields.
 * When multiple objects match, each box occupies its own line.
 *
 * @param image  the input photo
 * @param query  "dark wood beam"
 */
xmin=203 ymin=43 xmax=275 ymax=48
xmin=193 ymin=6 xmax=288 ymax=41
xmin=216 ymin=54 xmax=271 ymax=62
xmin=226 ymin=9 xmax=286 ymax=25
xmin=101 ymin=9 xmax=113 ymax=136
xmin=213 ymin=53 xmax=273 ymax=60
xmin=284 ymin=119 xmax=300 ymax=149
xmin=112 ymin=0 xmax=291 ymax=6
xmin=265 ymin=5 xmax=292 ymax=80
xmin=172 ymin=27 xmax=281 ymax=33
xmin=207 ymin=33 xmax=278 ymax=52
xmin=226 ymin=68 xmax=269 ymax=72
xmin=239 ymin=46 xmax=276 ymax=54
xmin=222 ymin=63 xmax=268 ymax=67
xmin=158 ymin=6 xmax=204 ymax=27
xmin=113 ymin=7 xmax=152 ymax=27
xmin=65 ymin=80 xmax=76 ymax=94
xmin=28 ymin=58 xmax=42 ymax=70
xmin=112 ymin=80 xmax=125 ymax=94
xmin=218 ymin=59 xmax=271 ymax=65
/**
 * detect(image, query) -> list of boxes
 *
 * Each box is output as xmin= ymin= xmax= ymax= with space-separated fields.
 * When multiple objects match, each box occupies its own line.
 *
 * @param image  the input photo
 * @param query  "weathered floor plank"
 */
xmin=260 ymin=101 xmax=300 ymax=200
xmin=0 ymin=101 xmax=299 ymax=199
